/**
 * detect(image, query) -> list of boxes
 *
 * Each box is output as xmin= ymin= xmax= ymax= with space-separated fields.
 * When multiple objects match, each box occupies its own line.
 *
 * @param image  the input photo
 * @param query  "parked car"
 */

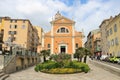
xmin=109 ymin=57 xmax=114 ymax=62
xmin=100 ymin=55 xmax=108 ymax=61
xmin=118 ymin=59 xmax=120 ymax=64
xmin=109 ymin=56 xmax=120 ymax=63
xmin=104 ymin=57 xmax=110 ymax=62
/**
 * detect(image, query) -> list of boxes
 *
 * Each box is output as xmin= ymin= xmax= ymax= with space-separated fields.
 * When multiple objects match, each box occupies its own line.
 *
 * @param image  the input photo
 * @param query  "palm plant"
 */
xmin=83 ymin=48 xmax=91 ymax=63
xmin=74 ymin=47 xmax=84 ymax=62
xmin=40 ymin=49 xmax=50 ymax=62
xmin=74 ymin=47 xmax=91 ymax=63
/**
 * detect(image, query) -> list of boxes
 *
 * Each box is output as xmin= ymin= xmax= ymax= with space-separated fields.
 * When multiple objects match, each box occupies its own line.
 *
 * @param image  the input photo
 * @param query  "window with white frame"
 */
xmin=108 ymin=41 xmax=110 ymax=48
xmin=14 ymin=31 xmax=17 ymax=35
xmin=10 ymin=25 xmax=12 ymax=29
xmin=22 ymin=25 xmax=25 ymax=29
xmin=14 ymin=25 xmax=17 ymax=29
xmin=8 ymin=31 xmax=11 ymax=35
xmin=114 ymin=24 xmax=117 ymax=32
xmin=48 ymin=44 xmax=50 ymax=48
xmin=76 ymin=43 xmax=78 ymax=48
xmin=8 ymin=31 xmax=17 ymax=35
xmin=111 ymin=39 xmax=114 ymax=46
xmin=110 ymin=28 xmax=112 ymax=35
xmin=106 ymin=30 xmax=109 ymax=36
xmin=115 ymin=37 xmax=119 ymax=45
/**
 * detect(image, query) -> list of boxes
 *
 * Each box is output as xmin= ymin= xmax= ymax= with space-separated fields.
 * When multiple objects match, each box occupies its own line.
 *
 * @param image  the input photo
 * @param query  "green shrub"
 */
xmin=82 ymin=66 xmax=90 ymax=73
xmin=34 ymin=60 xmax=90 ymax=73
xmin=42 ymin=68 xmax=82 ymax=74
xmin=40 ymin=61 xmax=57 ymax=70
xmin=50 ymin=54 xmax=71 ymax=62
xmin=34 ymin=64 xmax=40 ymax=72
xmin=63 ymin=61 xmax=74 ymax=68
xmin=69 ymin=61 xmax=90 ymax=73
xmin=81 ymin=65 xmax=90 ymax=73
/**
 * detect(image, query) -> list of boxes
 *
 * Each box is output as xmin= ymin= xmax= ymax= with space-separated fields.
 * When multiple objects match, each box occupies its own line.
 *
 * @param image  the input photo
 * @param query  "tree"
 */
xmin=83 ymin=48 xmax=91 ymax=63
xmin=74 ymin=47 xmax=84 ymax=62
xmin=50 ymin=54 xmax=71 ymax=62
xmin=74 ymin=47 xmax=91 ymax=63
xmin=40 ymin=49 xmax=50 ymax=62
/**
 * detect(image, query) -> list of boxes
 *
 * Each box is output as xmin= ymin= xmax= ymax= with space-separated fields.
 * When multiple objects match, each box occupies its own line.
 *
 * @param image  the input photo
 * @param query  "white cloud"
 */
xmin=0 ymin=0 xmax=120 ymax=40
xmin=67 ymin=0 xmax=120 ymax=40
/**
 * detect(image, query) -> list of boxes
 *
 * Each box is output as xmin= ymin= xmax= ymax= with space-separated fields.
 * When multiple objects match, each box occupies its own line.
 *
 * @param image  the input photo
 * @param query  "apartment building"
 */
xmin=0 ymin=17 xmax=9 ymax=51
xmin=0 ymin=17 xmax=39 ymax=52
xmin=85 ymin=29 xmax=101 ymax=56
xmin=33 ymin=27 xmax=39 ymax=52
xmin=99 ymin=19 xmax=110 ymax=55
xmin=106 ymin=14 xmax=120 ymax=56
xmin=34 ymin=26 xmax=43 ymax=53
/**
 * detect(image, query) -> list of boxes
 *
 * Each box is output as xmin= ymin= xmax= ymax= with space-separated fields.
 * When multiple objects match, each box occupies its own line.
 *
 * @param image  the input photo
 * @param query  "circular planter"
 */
xmin=40 ymin=68 xmax=82 ymax=74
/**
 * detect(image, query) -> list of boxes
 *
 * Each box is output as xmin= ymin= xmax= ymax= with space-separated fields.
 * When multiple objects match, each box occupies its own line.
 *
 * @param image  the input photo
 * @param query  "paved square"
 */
xmin=6 ymin=61 xmax=120 ymax=80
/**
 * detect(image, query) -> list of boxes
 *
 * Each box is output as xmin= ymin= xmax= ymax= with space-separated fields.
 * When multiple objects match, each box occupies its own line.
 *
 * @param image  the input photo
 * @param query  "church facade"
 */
xmin=42 ymin=12 xmax=83 ymax=54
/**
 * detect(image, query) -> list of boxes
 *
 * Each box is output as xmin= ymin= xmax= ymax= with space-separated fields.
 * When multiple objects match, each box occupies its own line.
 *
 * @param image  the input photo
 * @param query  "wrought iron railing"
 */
xmin=3 ymin=48 xmax=39 ymax=69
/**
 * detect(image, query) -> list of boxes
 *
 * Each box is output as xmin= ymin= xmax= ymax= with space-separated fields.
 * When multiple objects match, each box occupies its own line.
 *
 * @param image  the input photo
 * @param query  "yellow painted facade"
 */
xmin=34 ymin=26 xmax=43 ymax=53
xmin=0 ymin=17 xmax=8 ymax=31
xmin=0 ymin=17 xmax=39 ymax=52
xmin=43 ymin=12 xmax=83 ymax=54
xmin=0 ymin=17 xmax=41 ymax=73
xmin=34 ymin=26 xmax=43 ymax=44
xmin=106 ymin=14 xmax=120 ymax=56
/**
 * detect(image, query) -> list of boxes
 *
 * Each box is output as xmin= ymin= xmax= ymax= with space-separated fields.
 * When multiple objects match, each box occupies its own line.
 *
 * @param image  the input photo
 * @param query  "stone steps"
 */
xmin=0 ymin=70 xmax=9 ymax=80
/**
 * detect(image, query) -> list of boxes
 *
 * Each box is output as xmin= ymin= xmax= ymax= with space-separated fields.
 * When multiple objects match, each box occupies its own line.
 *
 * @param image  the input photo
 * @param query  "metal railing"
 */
xmin=3 ymin=48 xmax=39 ymax=69
xmin=4 ymin=54 xmax=16 ymax=68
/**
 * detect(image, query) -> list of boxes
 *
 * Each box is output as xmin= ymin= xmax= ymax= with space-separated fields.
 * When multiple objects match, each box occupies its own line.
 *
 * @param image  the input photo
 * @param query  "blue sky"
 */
xmin=0 ymin=0 xmax=120 ymax=42
xmin=60 ymin=0 xmax=88 ymax=6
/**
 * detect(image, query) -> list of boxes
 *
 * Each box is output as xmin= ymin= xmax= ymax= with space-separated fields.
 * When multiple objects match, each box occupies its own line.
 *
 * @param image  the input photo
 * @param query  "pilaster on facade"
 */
xmin=42 ymin=32 xmax=44 ymax=50
xmin=43 ymin=12 xmax=82 ymax=55
xmin=81 ymin=29 xmax=85 ymax=47
xmin=51 ymin=23 xmax=54 ymax=54
xmin=72 ymin=23 xmax=75 ymax=54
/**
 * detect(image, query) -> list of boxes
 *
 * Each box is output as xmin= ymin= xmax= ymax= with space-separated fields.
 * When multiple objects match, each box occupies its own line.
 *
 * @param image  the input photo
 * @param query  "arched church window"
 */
xmin=57 ymin=27 xmax=69 ymax=33
xmin=66 ymin=29 xmax=69 ymax=33
xmin=57 ymin=29 xmax=60 ymax=33
xmin=61 ymin=28 xmax=65 ymax=33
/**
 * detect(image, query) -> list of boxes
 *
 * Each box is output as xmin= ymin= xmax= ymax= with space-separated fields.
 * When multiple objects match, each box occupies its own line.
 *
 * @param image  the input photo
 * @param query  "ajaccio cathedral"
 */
xmin=42 ymin=11 xmax=83 ymax=54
